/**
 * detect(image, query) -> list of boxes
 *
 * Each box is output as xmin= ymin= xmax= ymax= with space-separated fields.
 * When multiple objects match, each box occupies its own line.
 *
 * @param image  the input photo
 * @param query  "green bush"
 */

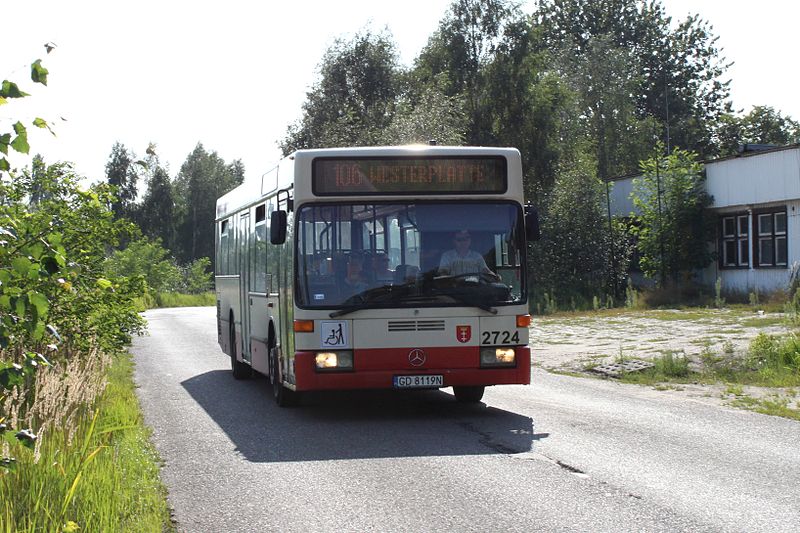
xmin=654 ymin=351 xmax=690 ymax=378
xmin=104 ymin=238 xmax=182 ymax=293
xmin=747 ymin=333 xmax=800 ymax=375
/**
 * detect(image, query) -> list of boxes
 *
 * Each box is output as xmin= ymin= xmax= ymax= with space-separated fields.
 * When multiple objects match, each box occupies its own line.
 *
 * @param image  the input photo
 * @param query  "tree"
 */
xmin=532 ymin=155 xmax=631 ymax=305
xmin=173 ymin=143 xmax=244 ymax=265
xmin=713 ymin=106 xmax=800 ymax=156
xmin=631 ymin=146 xmax=715 ymax=285
xmin=104 ymin=238 xmax=182 ymax=293
xmin=281 ymin=29 xmax=400 ymax=153
xmin=534 ymin=0 xmax=732 ymax=160
xmin=415 ymin=0 xmax=516 ymax=144
xmin=554 ymin=33 xmax=659 ymax=181
xmin=138 ymin=146 xmax=176 ymax=250
xmin=104 ymin=142 xmax=139 ymax=219
xmin=379 ymin=82 xmax=468 ymax=145
xmin=482 ymin=17 xmax=573 ymax=196
xmin=739 ymin=106 xmax=800 ymax=146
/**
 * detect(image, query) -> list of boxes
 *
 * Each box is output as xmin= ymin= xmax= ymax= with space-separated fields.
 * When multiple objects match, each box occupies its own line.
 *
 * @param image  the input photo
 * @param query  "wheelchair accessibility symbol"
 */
xmin=320 ymin=321 xmax=350 ymax=348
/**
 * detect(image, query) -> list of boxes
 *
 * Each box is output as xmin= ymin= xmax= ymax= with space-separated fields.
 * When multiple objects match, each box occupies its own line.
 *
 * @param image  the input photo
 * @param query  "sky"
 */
xmin=2 ymin=0 xmax=799 ymax=186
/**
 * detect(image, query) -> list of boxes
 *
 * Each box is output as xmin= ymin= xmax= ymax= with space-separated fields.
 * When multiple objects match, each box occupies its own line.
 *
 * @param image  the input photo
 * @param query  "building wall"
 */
xmin=606 ymin=146 xmax=800 ymax=294
xmin=702 ymin=198 xmax=800 ymax=294
xmin=706 ymin=147 xmax=800 ymax=209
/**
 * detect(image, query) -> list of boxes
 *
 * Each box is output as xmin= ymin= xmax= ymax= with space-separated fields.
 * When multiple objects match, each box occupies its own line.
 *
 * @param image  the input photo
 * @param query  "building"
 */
xmin=607 ymin=144 xmax=800 ymax=294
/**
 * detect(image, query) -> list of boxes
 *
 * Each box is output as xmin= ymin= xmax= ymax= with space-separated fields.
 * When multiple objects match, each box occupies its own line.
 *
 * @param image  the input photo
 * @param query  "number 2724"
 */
xmin=481 ymin=330 xmax=520 ymax=345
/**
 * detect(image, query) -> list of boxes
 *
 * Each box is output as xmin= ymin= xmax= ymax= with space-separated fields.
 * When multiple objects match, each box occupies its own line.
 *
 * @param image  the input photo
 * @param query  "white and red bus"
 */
xmin=215 ymin=145 xmax=539 ymax=406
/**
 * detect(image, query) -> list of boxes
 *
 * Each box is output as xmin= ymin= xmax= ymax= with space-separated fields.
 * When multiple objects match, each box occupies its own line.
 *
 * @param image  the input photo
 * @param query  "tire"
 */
xmin=230 ymin=322 xmax=251 ymax=380
xmin=453 ymin=385 xmax=485 ymax=403
xmin=270 ymin=346 xmax=298 ymax=407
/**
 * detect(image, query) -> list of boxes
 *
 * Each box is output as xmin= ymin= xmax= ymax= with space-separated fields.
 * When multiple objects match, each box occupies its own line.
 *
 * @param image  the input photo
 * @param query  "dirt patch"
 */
xmin=530 ymin=308 xmax=790 ymax=372
xmin=529 ymin=308 xmax=798 ymax=410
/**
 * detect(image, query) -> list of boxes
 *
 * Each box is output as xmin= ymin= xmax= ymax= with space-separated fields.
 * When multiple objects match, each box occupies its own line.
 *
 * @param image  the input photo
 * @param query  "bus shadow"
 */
xmin=181 ymin=370 xmax=544 ymax=463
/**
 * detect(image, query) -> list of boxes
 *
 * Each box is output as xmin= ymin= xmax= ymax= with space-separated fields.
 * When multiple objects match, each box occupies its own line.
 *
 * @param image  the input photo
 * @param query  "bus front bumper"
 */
xmin=291 ymin=347 xmax=531 ymax=391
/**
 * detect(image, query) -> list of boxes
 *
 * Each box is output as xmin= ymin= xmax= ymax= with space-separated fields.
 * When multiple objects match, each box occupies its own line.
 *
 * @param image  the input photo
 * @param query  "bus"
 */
xmin=215 ymin=144 xmax=539 ymax=406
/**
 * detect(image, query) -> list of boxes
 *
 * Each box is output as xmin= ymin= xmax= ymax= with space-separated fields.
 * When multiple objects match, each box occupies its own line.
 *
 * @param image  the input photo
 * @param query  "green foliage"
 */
xmin=1 ymin=58 xmax=146 ymax=501
xmin=105 ymin=238 xmax=212 ymax=298
xmin=534 ymin=0 xmax=732 ymax=159
xmin=714 ymin=277 xmax=725 ymax=309
xmin=625 ymin=278 xmax=641 ymax=309
xmin=172 ymin=143 xmax=243 ymax=266
xmin=747 ymin=333 xmax=800 ymax=377
xmin=533 ymin=155 xmax=632 ymax=305
xmin=182 ymin=257 xmax=212 ymax=294
xmin=415 ymin=0 xmax=515 ymax=144
xmin=0 ymin=354 xmax=174 ymax=532
xmin=1 ymin=161 xmax=145 ymax=354
xmin=654 ymin=351 xmax=691 ymax=378
xmin=380 ymin=82 xmax=467 ymax=145
xmin=631 ymin=145 xmax=715 ymax=284
xmin=785 ymin=288 xmax=800 ymax=327
xmin=136 ymin=147 xmax=176 ymax=249
xmin=104 ymin=238 xmax=182 ymax=293
xmin=0 ymin=55 xmax=50 ymax=172
xmin=282 ymin=29 xmax=400 ymax=152
xmin=715 ymin=106 xmax=800 ymax=155
xmin=104 ymin=142 xmax=139 ymax=220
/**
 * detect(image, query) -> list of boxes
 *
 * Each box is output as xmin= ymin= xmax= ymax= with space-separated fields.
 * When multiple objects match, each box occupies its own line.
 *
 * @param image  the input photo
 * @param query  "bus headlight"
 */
xmin=480 ymin=347 xmax=516 ymax=367
xmin=315 ymin=350 xmax=354 ymax=371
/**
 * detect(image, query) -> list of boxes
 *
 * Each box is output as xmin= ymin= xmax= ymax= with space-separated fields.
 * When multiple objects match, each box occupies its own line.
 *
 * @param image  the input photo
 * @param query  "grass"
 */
xmin=1 ymin=353 xmax=174 ymax=532
xmin=613 ymin=332 xmax=800 ymax=420
xmin=729 ymin=394 xmax=800 ymax=421
xmin=135 ymin=291 xmax=215 ymax=310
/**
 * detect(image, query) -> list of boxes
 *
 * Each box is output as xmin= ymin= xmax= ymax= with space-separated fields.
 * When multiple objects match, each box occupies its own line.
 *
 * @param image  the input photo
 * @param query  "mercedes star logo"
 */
xmin=408 ymin=348 xmax=426 ymax=367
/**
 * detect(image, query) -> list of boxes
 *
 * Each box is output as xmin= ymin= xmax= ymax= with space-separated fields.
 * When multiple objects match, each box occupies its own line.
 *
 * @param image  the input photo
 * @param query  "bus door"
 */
xmin=265 ymin=200 xmax=281 ymax=357
xmin=276 ymin=196 xmax=295 ymax=382
xmin=239 ymin=212 xmax=251 ymax=364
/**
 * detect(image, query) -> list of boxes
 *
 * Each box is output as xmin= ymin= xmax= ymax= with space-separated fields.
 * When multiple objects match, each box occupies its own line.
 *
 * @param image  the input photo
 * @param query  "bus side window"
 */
xmin=219 ymin=219 xmax=230 ymax=275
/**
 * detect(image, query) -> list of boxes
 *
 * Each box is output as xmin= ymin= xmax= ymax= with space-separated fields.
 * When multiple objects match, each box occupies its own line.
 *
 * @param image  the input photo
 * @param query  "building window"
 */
xmin=720 ymin=214 xmax=748 ymax=268
xmin=755 ymin=210 xmax=787 ymax=267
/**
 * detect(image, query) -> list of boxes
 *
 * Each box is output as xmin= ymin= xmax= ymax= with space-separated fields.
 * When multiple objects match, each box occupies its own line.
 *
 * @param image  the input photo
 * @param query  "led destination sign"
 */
xmin=312 ymin=157 xmax=507 ymax=195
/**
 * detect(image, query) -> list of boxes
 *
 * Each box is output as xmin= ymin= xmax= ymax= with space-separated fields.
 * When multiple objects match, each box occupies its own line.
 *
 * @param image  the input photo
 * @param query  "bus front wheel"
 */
xmin=453 ymin=385 xmax=485 ymax=403
xmin=270 ymin=347 xmax=298 ymax=407
xmin=230 ymin=322 xmax=251 ymax=380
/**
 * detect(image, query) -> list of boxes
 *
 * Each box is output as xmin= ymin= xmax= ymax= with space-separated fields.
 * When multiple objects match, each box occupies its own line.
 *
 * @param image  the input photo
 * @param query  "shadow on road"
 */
xmin=181 ymin=370 xmax=544 ymax=463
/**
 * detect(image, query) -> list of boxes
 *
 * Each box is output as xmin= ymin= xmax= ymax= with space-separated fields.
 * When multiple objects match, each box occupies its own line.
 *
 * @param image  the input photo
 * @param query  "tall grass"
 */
xmin=134 ymin=291 xmax=215 ymax=311
xmin=1 ymin=353 xmax=173 ymax=532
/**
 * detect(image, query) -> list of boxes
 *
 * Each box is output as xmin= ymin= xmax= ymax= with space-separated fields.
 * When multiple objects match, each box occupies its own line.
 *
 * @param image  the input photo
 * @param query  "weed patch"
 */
xmin=728 ymin=394 xmax=800 ymax=421
xmin=1 ymin=354 xmax=174 ymax=532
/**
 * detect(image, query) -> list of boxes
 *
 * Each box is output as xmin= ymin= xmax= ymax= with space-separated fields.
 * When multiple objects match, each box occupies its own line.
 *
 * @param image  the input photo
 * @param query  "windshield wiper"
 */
xmin=329 ymin=302 xmax=373 ymax=318
xmin=328 ymin=284 xmax=413 ymax=317
xmin=438 ymin=291 xmax=498 ymax=315
xmin=328 ymin=283 xmax=498 ymax=318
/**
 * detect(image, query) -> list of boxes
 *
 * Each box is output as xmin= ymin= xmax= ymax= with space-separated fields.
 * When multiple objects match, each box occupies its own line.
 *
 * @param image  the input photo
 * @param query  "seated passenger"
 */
xmin=438 ymin=229 xmax=500 ymax=280
xmin=371 ymin=254 xmax=394 ymax=284
xmin=342 ymin=254 xmax=369 ymax=295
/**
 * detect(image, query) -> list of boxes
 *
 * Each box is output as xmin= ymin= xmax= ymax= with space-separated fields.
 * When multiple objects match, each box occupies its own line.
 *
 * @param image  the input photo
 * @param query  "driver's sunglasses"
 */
xmin=455 ymin=236 xmax=471 ymax=242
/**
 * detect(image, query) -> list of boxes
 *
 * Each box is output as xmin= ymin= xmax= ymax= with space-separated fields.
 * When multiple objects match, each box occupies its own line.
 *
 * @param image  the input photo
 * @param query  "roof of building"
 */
xmin=604 ymin=142 xmax=800 ymax=183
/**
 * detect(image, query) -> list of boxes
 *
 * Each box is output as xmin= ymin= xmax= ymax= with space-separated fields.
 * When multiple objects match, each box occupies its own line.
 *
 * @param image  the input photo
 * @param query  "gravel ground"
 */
xmin=529 ymin=308 xmax=799 ymax=409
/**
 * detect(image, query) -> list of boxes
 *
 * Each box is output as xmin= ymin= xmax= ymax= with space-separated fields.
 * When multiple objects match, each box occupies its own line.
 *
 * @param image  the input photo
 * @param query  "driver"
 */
xmin=437 ymin=230 xmax=500 ymax=280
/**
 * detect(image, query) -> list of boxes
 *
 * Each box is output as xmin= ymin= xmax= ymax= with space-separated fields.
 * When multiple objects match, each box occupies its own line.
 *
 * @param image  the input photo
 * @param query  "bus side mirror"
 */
xmin=525 ymin=206 xmax=540 ymax=241
xmin=270 ymin=210 xmax=287 ymax=244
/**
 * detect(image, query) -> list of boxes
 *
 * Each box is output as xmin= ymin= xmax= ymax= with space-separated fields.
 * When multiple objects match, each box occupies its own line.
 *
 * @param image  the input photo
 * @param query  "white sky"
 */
xmin=2 ymin=0 xmax=798 ymax=185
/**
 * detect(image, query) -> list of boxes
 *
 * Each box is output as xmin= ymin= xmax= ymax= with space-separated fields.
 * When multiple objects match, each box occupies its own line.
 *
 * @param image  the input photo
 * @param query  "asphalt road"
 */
xmin=131 ymin=307 xmax=800 ymax=532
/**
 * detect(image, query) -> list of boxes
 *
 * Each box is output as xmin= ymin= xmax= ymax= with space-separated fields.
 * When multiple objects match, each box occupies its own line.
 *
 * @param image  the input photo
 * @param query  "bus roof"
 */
xmin=215 ymin=145 xmax=523 ymax=220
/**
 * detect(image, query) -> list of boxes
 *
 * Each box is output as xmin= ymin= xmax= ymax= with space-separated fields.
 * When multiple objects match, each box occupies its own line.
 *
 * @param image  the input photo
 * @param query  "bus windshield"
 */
xmin=295 ymin=202 xmax=526 ymax=310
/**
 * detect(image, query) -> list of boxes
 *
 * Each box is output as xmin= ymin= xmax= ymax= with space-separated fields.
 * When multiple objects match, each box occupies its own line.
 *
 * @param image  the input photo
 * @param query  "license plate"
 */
xmin=393 ymin=375 xmax=444 ymax=389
